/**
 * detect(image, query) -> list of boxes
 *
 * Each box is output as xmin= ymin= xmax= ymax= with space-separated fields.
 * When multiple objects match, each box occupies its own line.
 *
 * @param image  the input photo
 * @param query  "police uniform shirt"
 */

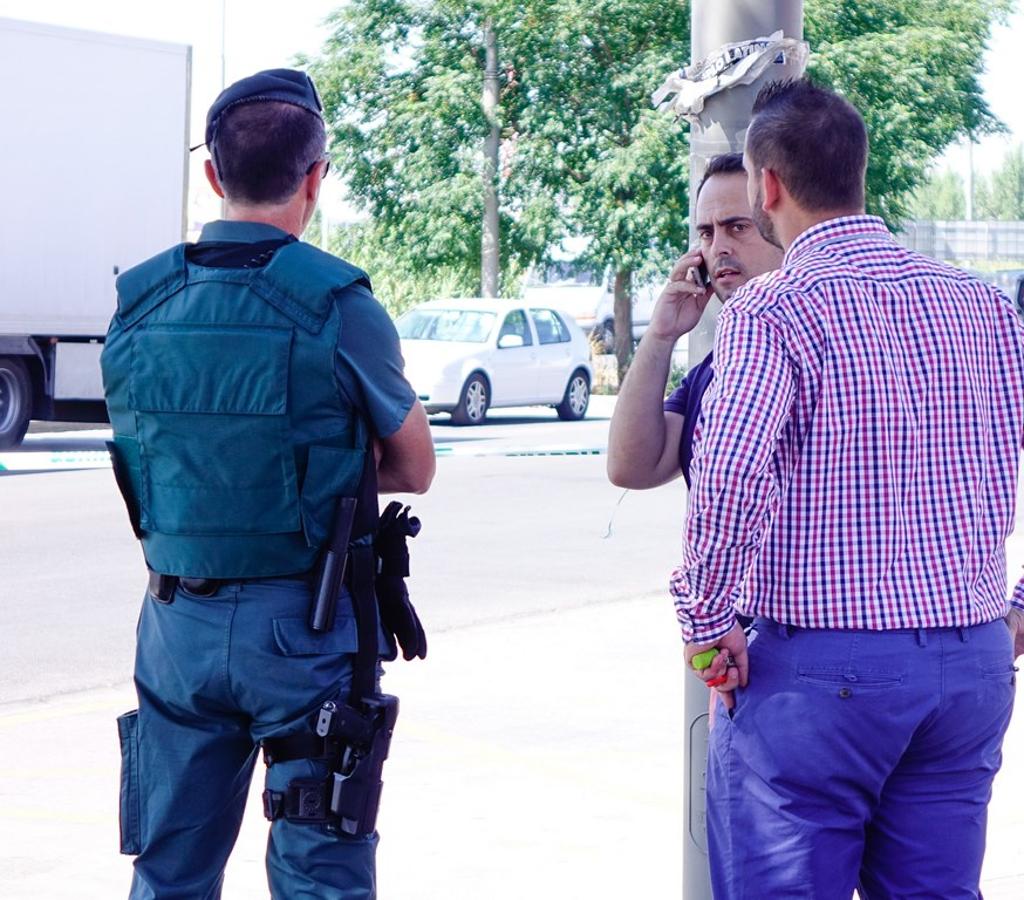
xmin=193 ymin=219 xmax=416 ymax=440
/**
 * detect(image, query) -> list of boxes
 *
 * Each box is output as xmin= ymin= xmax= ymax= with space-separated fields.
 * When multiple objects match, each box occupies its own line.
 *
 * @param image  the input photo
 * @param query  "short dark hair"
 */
xmin=695 ymin=152 xmax=746 ymax=200
xmin=213 ymin=101 xmax=326 ymax=205
xmin=746 ymin=78 xmax=867 ymax=211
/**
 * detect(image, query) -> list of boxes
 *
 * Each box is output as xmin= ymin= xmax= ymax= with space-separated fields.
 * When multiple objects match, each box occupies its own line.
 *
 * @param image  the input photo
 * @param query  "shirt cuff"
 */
xmin=670 ymin=565 xmax=737 ymax=644
xmin=1012 ymin=578 xmax=1024 ymax=612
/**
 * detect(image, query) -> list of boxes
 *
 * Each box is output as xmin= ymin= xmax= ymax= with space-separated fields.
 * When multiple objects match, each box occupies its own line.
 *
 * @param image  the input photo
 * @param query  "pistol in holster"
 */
xmin=261 ymin=693 xmax=399 ymax=837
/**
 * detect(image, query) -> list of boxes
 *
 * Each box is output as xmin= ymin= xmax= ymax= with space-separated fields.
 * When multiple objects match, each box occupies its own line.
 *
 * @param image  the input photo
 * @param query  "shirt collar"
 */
xmin=784 ymin=215 xmax=892 ymax=266
xmin=197 ymin=219 xmax=293 ymax=244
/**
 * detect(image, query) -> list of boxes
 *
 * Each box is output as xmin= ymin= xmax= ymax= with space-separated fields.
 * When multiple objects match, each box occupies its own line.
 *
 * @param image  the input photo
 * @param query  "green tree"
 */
xmin=502 ymin=1 xmax=691 ymax=375
xmin=308 ymin=1 xmax=554 ymax=302
xmin=908 ymin=168 xmax=966 ymax=220
xmin=976 ymin=145 xmax=1024 ymax=219
xmin=309 ymin=0 xmax=1009 ymax=376
xmin=328 ymin=219 xmax=523 ymax=316
xmin=805 ymin=0 xmax=1011 ymax=224
xmin=309 ymin=0 xmax=690 ymax=376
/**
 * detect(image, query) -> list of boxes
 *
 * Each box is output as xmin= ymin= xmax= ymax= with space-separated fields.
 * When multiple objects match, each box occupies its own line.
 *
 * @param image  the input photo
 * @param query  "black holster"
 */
xmin=261 ymin=694 xmax=399 ymax=837
xmin=325 ymin=693 xmax=399 ymax=835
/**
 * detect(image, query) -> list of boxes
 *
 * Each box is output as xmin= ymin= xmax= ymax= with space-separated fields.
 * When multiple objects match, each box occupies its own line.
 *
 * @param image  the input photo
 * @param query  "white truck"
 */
xmin=0 ymin=18 xmax=190 ymax=447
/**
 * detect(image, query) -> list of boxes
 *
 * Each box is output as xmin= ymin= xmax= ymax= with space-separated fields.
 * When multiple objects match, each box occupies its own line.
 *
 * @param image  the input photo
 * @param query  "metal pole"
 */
xmin=481 ymin=20 xmax=501 ymax=298
xmin=219 ymin=0 xmax=227 ymax=220
xmin=220 ymin=0 xmax=227 ymax=91
xmin=684 ymin=4 xmax=804 ymax=898
xmin=966 ymin=138 xmax=975 ymax=222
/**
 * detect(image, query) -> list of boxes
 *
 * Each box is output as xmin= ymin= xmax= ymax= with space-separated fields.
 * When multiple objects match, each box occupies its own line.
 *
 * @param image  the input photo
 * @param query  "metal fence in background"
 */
xmin=899 ymin=220 xmax=1024 ymax=298
xmin=900 ymin=219 xmax=1024 ymax=263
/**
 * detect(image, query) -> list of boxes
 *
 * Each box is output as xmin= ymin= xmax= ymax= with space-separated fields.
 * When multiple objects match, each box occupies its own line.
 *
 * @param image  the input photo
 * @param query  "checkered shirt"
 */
xmin=671 ymin=215 xmax=1024 ymax=643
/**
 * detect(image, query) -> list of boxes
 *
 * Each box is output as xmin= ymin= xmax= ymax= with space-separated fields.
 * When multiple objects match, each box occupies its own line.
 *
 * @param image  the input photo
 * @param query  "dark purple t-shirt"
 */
xmin=663 ymin=352 xmax=714 ymax=487
xmin=665 ymin=351 xmax=755 ymax=629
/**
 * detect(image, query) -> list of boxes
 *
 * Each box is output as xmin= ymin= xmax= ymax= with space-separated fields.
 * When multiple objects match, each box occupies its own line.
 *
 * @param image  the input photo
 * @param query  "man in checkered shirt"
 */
xmin=674 ymin=78 xmax=1024 ymax=899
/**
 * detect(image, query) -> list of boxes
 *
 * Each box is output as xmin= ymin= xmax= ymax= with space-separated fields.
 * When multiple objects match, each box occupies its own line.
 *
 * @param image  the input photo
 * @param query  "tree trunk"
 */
xmin=481 ymin=21 xmax=500 ymax=298
xmin=613 ymin=268 xmax=633 ymax=383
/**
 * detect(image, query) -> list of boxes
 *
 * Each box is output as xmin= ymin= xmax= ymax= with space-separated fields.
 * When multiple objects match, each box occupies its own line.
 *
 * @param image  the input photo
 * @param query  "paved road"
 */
xmin=3 ymin=400 xmax=1023 ymax=898
xmin=0 ymin=397 xmax=691 ymax=706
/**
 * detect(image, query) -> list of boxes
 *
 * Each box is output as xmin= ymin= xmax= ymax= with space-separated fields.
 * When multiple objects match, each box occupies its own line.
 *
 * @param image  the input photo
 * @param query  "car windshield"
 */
xmin=397 ymin=308 xmax=496 ymax=342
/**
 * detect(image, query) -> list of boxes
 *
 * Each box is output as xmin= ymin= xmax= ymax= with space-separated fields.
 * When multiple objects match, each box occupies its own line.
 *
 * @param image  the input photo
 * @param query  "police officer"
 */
xmin=101 ymin=69 xmax=435 ymax=898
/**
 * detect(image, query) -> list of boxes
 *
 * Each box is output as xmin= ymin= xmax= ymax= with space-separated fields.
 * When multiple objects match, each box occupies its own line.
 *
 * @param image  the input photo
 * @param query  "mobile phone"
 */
xmin=687 ymin=259 xmax=711 ymax=288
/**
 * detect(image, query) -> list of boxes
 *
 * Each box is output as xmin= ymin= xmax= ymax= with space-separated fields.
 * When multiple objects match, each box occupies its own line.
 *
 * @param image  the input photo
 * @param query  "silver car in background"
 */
xmin=397 ymin=298 xmax=593 ymax=425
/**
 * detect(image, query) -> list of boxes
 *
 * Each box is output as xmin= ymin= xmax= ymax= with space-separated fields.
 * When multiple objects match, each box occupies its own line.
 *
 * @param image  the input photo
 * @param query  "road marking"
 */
xmin=0 ymin=450 xmax=111 ymax=470
xmin=437 ymin=444 xmax=605 ymax=458
xmin=1 ymin=443 xmax=606 ymax=472
xmin=0 ymin=450 xmax=111 ymax=473
xmin=504 ymin=447 xmax=604 ymax=457
xmin=4 ymin=430 xmax=111 ymax=472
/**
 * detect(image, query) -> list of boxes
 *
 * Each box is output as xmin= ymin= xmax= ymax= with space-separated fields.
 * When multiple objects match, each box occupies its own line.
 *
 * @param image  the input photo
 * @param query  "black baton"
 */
xmin=309 ymin=497 xmax=358 ymax=632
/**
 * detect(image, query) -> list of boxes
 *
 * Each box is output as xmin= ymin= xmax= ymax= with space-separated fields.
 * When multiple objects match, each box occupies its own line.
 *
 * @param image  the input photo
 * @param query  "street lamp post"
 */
xmin=683 ymin=5 xmax=804 ymax=898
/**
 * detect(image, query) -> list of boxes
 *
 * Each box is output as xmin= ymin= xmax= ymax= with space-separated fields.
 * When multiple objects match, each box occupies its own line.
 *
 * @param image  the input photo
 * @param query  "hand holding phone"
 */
xmin=650 ymin=250 xmax=714 ymax=341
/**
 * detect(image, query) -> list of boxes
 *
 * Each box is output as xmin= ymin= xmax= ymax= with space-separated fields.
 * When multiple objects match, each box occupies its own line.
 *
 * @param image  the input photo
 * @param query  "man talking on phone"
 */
xmin=608 ymin=153 xmax=782 ymax=490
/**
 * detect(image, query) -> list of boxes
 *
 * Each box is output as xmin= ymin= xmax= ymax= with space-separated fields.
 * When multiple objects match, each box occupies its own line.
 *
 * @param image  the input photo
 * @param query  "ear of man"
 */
xmin=760 ymin=167 xmax=783 ymax=213
xmin=304 ymin=162 xmax=325 ymax=205
xmin=204 ymin=159 xmax=226 ymax=199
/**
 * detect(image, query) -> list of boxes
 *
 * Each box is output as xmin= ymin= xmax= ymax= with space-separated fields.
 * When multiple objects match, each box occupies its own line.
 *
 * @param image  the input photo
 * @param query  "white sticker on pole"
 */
xmin=652 ymin=30 xmax=810 ymax=120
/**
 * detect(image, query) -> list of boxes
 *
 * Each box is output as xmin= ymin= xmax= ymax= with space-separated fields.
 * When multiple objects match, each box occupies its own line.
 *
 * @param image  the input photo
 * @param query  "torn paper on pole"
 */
xmin=652 ymin=30 xmax=809 ymax=120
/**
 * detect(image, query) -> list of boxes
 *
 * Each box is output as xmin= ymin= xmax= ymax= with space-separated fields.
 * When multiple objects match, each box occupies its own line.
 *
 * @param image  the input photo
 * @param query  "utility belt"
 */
xmin=146 ymin=569 xmax=316 ymax=603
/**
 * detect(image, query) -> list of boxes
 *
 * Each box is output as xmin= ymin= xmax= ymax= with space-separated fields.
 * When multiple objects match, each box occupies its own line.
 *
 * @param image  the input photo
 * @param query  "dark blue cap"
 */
xmin=203 ymin=68 xmax=323 ymax=147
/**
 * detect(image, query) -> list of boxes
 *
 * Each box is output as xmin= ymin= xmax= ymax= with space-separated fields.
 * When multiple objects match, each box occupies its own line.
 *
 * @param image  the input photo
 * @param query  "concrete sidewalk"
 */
xmin=1 ymin=594 xmax=1022 ymax=898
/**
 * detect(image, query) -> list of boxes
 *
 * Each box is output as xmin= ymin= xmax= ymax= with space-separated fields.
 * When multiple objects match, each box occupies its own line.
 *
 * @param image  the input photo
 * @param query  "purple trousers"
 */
xmin=707 ymin=618 xmax=1016 ymax=900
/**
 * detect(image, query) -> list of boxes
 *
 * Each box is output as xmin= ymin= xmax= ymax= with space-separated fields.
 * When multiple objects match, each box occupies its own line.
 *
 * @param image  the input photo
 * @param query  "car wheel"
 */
xmin=556 ymin=369 xmax=590 ymax=421
xmin=0 ymin=356 xmax=32 ymax=449
xmin=450 ymin=373 xmax=489 ymax=426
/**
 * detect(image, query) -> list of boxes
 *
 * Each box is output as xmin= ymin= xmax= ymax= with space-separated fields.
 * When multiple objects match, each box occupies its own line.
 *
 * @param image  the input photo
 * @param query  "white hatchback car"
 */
xmin=397 ymin=298 xmax=593 ymax=425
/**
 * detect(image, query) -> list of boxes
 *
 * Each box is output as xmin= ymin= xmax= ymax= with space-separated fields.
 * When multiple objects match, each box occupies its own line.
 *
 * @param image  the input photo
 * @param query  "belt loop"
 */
xmin=958 ymin=626 xmax=970 ymax=644
xmin=777 ymin=622 xmax=792 ymax=640
xmin=915 ymin=628 xmax=927 ymax=648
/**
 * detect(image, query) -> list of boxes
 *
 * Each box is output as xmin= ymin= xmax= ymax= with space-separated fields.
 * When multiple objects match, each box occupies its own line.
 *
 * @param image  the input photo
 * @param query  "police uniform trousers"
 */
xmin=119 ymin=577 xmax=377 ymax=899
xmin=706 ymin=618 xmax=1016 ymax=900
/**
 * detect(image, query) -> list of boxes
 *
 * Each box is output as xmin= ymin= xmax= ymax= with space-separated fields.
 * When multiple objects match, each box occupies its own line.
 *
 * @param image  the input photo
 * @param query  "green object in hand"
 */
xmin=691 ymin=648 xmax=719 ymax=671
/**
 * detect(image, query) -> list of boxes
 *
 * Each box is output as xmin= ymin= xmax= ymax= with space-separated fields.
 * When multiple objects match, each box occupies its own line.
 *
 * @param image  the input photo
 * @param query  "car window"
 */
xmin=498 ymin=310 xmax=533 ymax=346
xmin=529 ymin=308 xmax=571 ymax=345
xmin=396 ymin=309 xmax=496 ymax=342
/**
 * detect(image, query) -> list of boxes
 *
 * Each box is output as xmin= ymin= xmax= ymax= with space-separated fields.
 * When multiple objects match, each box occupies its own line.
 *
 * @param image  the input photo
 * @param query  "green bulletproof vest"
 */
xmin=101 ymin=239 xmax=371 ymax=578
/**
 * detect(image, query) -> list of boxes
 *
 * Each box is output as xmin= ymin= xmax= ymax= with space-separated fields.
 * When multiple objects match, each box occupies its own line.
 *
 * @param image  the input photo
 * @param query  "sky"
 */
xmin=1 ymin=0 xmax=1021 ymax=223
xmin=938 ymin=3 xmax=1024 ymax=181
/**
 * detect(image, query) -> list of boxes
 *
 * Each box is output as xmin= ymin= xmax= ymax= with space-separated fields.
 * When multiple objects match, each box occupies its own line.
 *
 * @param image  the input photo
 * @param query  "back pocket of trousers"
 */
xmin=117 ymin=710 xmax=141 ymax=855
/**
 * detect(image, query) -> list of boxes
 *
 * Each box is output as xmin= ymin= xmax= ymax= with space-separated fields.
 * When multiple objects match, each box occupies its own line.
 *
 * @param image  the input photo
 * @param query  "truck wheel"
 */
xmin=556 ymin=369 xmax=590 ymax=421
xmin=450 ymin=374 xmax=489 ymax=426
xmin=0 ymin=356 xmax=32 ymax=449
